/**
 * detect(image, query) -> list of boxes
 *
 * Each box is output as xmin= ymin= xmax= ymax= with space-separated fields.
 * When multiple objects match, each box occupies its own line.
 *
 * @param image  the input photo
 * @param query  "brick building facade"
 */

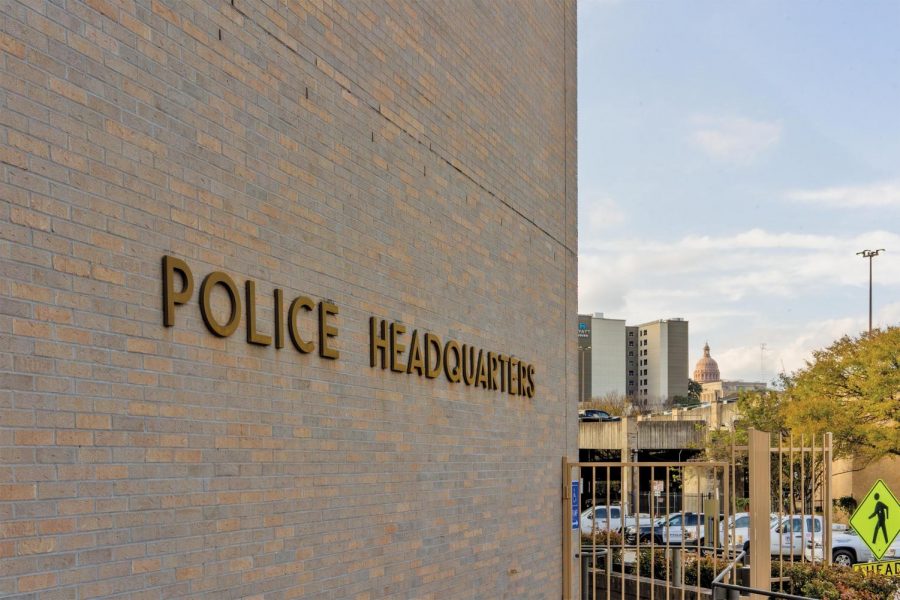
xmin=1 ymin=1 xmax=577 ymax=598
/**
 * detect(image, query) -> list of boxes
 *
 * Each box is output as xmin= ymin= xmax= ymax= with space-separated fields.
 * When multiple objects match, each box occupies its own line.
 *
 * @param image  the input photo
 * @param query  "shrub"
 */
xmin=782 ymin=563 xmax=900 ymax=600
xmin=682 ymin=554 xmax=727 ymax=588
xmin=580 ymin=529 xmax=623 ymax=547
xmin=636 ymin=548 xmax=669 ymax=580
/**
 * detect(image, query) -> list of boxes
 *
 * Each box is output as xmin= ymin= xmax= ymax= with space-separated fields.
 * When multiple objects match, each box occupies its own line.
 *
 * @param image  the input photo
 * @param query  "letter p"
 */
xmin=162 ymin=255 xmax=194 ymax=327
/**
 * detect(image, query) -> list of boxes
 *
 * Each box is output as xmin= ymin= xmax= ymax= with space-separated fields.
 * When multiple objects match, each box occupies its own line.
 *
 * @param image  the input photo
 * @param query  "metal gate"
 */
xmin=563 ymin=429 xmax=833 ymax=600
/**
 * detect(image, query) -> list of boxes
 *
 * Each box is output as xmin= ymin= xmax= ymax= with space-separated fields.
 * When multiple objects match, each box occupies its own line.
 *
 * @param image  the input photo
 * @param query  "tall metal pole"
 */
xmin=578 ymin=346 xmax=591 ymax=402
xmin=856 ymin=249 xmax=885 ymax=333
xmin=578 ymin=346 xmax=590 ymax=403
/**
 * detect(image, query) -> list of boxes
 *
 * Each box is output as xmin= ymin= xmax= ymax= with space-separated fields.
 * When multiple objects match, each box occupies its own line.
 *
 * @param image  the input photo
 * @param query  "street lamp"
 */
xmin=856 ymin=249 xmax=885 ymax=333
xmin=578 ymin=346 xmax=591 ymax=403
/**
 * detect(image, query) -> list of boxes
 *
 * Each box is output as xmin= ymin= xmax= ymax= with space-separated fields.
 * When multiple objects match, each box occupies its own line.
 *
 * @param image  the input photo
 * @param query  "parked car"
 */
xmin=805 ymin=529 xmax=900 ymax=567
xmin=624 ymin=512 xmax=706 ymax=546
xmin=578 ymin=409 xmax=621 ymax=422
xmin=581 ymin=505 xmax=650 ymax=535
xmin=744 ymin=515 xmax=826 ymax=558
xmin=718 ymin=512 xmax=779 ymax=551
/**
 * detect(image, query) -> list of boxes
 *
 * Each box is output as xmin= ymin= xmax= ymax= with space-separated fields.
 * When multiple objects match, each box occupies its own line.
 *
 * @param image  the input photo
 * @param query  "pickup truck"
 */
xmin=805 ymin=529 xmax=900 ymax=566
xmin=580 ymin=505 xmax=650 ymax=535
xmin=743 ymin=515 xmax=827 ymax=558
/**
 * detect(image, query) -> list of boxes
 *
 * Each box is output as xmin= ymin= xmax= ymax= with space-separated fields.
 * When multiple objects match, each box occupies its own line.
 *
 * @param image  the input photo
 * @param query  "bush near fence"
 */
xmin=780 ymin=563 xmax=900 ymax=600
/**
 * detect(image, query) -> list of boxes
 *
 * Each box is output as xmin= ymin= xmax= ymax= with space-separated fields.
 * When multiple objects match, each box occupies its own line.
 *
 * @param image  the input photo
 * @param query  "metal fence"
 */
xmin=563 ymin=429 xmax=834 ymax=600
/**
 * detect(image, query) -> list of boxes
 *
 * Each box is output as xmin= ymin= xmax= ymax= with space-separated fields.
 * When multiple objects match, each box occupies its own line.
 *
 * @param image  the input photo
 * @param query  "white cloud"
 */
xmin=690 ymin=115 xmax=782 ymax=164
xmin=579 ymin=196 xmax=626 ymax=239
xmin=711 ymin=302 xmax=900 ymax=382
xmin=786 ymin=180 xmax=900 ymax=208
xmin=580 ymin=228 xmax=900 ymax=383
xmin=581 ymin=229 xmax=900 ymax=301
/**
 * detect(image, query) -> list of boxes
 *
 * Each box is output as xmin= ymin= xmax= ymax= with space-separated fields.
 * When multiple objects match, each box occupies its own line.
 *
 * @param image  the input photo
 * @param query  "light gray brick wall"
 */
xmin=0 ymin=1 xmax=578 ymax=597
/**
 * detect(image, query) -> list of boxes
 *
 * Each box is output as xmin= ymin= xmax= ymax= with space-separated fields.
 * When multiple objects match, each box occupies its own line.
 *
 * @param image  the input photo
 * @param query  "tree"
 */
xmin=708 ymin=327 xmax=899 ymax=464
xmin=581 ymin=391 xmax=631 ymax=416
xmin=780 ymin=326 xmax=899 ymax=465
xmin=688 ymin=379 xmax=703 ymax=402
xmin=673 ymin=379 xmax=703 ymax=407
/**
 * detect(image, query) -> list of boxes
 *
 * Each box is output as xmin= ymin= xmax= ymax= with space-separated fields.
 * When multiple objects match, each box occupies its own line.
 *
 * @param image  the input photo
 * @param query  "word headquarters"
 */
xmin=163 ymin=255 xmax=536 ymax=397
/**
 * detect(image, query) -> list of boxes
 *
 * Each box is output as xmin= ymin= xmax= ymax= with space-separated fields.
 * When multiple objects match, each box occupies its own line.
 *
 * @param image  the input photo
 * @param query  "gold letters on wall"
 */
xmin=162 ymin=255 xmax=535 ymax=396
xmin=162 ymin=255 xmax=339 ymax=359
xmin=368 ymin=317 xmax=536 ymax=398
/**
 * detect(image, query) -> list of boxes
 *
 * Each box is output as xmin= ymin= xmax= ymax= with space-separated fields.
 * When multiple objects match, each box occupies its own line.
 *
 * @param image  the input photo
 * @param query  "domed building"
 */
xmin=693 ymin=342 xmax=720 ymax=383
xmin=693 ymin=342 xmax=766 ymax=403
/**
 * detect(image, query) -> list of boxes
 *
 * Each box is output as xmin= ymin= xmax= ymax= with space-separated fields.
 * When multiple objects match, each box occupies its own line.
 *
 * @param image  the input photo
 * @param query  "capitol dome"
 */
xmin=693 ymin=342 xmax=720 ymax=383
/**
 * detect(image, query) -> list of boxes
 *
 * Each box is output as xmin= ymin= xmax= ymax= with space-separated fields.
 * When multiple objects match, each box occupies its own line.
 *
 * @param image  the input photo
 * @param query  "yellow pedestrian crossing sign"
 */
xmin=849 ymin=479 xmax=900 ymax=561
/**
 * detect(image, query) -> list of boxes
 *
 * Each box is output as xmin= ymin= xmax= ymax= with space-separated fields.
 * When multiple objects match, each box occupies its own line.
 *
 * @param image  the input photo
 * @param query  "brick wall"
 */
xmin=0 ymin=1 xmax=578 ymax=598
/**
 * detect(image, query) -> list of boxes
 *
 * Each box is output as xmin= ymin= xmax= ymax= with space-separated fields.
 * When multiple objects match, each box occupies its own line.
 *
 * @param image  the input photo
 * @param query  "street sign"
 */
xmin=852 ymin=559 xmax=900 ymax=575
xmin=571 ymin=481 xmax=579 ymax=530
xmin=849 ymin=479 xmax=900 ymax=561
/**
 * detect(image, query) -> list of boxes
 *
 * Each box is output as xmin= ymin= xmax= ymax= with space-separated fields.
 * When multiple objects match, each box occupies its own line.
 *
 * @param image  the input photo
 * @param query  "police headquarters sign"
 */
xmin=163 ymin=255 xmax=536 ymax=397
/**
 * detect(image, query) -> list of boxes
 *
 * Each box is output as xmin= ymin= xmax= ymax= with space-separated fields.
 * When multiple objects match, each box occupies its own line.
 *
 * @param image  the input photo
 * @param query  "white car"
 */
xmin=580 ymin=505 xmax=650 ymax=535
xmin=768 ymin=515 xmax=825 ymax=557
xmin=718 ymin=512 xmax=779 ymax=551
xmin=805 ymin=529 xmax=900 ymax=567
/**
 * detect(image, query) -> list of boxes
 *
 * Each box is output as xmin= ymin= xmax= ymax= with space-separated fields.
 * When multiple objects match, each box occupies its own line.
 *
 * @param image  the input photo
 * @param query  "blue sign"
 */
xmin=571 ymin=481 xmax=580 ymax=530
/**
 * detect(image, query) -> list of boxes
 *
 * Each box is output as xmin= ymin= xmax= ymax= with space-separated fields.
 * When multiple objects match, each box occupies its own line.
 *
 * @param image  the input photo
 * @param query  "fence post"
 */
xmin=824 ymin=432 xmax=833 ymax=565
xmin=562 ymin=457 xmax=573 ymax=600
xmin=748 ymin=429 xmax=771 ymax=600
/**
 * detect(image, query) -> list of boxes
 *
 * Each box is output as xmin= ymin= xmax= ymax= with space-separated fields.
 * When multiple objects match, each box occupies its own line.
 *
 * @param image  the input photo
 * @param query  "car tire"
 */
xmin=832 ymin=549 xmax=855 ymax=568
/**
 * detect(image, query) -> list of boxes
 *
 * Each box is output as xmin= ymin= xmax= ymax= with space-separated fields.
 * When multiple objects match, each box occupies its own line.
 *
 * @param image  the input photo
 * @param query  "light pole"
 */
xmin=856 ymin=249 xmax=885 ymax=333
xmin=578 ymin=346 xmax=591 ymax=403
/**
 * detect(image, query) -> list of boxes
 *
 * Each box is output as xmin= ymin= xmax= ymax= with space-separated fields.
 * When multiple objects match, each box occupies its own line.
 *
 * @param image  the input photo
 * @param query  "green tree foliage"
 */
xmin=781 ymin=326 xmax=899 ymax=464
xmin=673 ymin=379 xmax=703 ymax=407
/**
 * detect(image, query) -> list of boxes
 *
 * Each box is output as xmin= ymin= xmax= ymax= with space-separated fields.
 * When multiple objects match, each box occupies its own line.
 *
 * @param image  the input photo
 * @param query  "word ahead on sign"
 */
xmin=162 ymin=255 xmax=339 ymax=359
xmin=853 ymin=559 xmax=900 ymax=575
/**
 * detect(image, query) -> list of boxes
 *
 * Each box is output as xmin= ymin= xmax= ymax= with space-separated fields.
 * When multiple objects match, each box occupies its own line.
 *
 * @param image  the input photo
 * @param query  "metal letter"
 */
xmin=406 ymin=330 xmax=424 ymax=375
xmin=370 ymin=317 xmax=388 ymax=369
xmin=508 ymin=357 xmax=519 ymax=396
xmin=488 ymin=352 xmax=498 ymax=390
xmin=475 ymin=349 xmax=488 ymax=389
xmin=274 ymin=289 xmax=284 ymax=349
xmin=424 ymin=333 xmax=442 ymax=379
xmin=497 ymin=354 xmax=509 ymax=392
xmin=245 ymin=280 xmax=272 ymax=346
xmin=443 ymin=340 xmax=461 ymax=383
xmin=461 ymin=344 xmax=476 ymax=385
xmin=288 ymin=296 xmax=314 ymax=353
xmin=199 ymin=271 xmax=241 ymax=337
xmin=389 ymin=322 xmax=406 ymax=373
xmin=317 ymin=301 xmax=339 ymax=359
xmin=162 ymin=255 xmax=194 ymax=327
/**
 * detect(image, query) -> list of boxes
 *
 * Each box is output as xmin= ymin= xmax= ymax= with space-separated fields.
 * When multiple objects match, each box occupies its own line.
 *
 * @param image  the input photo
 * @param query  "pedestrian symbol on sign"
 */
xmin=870 ymin=493 xmax=889 ymax=545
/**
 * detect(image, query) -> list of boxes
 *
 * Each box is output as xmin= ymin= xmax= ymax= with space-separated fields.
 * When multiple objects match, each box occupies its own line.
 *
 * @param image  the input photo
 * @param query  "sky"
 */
xmin=577 ymin=0 xmax=900 ymax=383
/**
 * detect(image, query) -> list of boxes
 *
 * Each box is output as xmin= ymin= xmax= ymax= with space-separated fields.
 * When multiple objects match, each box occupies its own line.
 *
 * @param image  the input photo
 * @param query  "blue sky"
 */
xmin=577 ymin=0 xmax=900 ymax=382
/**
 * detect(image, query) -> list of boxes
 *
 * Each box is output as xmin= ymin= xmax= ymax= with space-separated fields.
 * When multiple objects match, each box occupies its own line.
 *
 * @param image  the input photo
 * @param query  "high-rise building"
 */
xmin=577 ymin=313 xmax=626 ymax=401
xmin=579 ymin=315 xmax=688 ymax=410
xmin=637 ymin=319 xmax=689 ymax=409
